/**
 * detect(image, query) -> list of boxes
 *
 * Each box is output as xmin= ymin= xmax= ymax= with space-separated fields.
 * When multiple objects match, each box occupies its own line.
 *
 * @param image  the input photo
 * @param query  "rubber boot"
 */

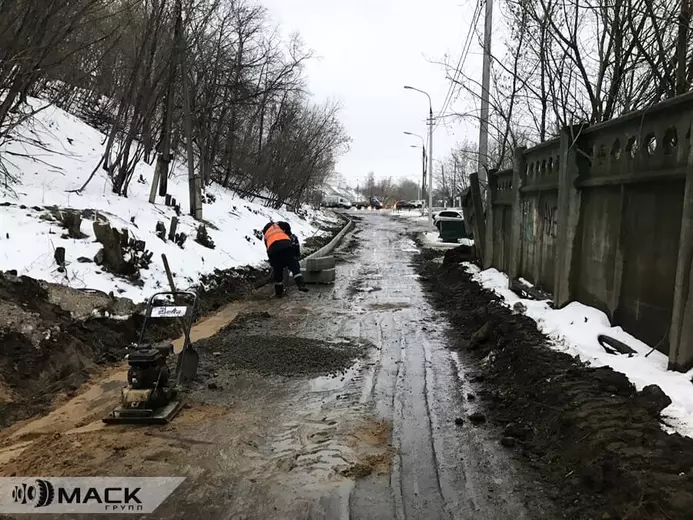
xmin=274 ymin=283 xmax=284 ymax=298
xmin=295 ymin=275 xmax=309 ymax=292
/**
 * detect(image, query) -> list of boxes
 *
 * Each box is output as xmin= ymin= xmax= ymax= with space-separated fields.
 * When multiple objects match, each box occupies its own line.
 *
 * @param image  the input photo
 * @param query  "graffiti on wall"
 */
xmin=521 ymin=199 xmax=533 ymax=241
xmin=541 ymin=202 xmax=558 ymax=238
xmin=522 ymin=199 xmax=557 ymax=239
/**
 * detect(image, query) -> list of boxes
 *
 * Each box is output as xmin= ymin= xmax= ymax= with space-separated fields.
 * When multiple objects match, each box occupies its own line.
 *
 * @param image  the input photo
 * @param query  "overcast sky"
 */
xmin=262 ymin=0 xmax=483 ymax=187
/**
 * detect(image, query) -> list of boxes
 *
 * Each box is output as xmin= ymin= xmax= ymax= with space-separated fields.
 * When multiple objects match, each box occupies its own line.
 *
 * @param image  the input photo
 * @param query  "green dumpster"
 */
xmin=438 ymin=218 xmax=467 ymax=243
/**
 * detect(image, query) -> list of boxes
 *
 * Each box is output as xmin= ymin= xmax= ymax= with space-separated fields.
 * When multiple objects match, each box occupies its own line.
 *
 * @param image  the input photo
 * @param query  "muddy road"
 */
xmin=0 ymin=213 xmax=554 ymax=519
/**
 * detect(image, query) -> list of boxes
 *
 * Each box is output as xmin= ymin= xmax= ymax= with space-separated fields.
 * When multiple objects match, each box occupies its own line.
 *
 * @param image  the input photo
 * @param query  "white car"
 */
xmin=433 ymin=209 xmax=464 ymax=227
xmin=322 ymin=196 xmax=352 ymax=209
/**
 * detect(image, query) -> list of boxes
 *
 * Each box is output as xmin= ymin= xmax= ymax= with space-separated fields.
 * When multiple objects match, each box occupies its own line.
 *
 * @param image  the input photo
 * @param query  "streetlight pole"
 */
xmin=404 ymin=131 xmax=426 ymax=202
xmin=404 ymin=85 xmax=434 ymax=230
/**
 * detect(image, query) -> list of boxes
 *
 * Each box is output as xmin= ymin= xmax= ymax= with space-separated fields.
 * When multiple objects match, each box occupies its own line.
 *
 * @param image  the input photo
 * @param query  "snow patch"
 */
xmin=422 ymin=231 xmax=473 ymax=249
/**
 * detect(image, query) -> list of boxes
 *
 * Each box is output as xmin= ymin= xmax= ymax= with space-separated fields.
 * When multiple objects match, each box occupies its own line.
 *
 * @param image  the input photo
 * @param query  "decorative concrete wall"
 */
xmin=477 ymin=92 xmax=693 ymax=371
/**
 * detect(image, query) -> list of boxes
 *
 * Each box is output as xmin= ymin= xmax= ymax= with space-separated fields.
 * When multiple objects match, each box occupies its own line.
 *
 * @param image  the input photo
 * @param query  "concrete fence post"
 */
xmin=469 ymin=172 xmax=486 ymax=265
xmin=554 ymin=125 xmax=584 ymax=309
xmin=508 ymin=147 xmax=526 ymax=282
xmin=483 ymin=169 xmax=497 ymax=269
xmin=669 ymin=142 xmax=693 ymax=371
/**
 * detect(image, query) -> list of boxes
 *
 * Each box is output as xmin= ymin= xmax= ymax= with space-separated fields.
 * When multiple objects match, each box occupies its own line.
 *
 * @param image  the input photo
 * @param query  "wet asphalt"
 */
xmin=224 ymin=212 xmax=554 ymax=520
xmin=341 ymin=213 xmax=550 ymax=520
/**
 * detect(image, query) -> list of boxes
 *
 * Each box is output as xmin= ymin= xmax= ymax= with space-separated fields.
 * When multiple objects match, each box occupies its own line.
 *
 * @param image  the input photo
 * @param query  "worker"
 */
xmin=262 ymin=221 xmax=309 ymax=297
xmin=290 ymin=233 xmax=301 ymax=259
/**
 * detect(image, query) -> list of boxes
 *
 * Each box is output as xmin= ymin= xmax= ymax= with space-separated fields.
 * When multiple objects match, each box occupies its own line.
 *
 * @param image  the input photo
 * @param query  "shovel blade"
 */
xmin=176 ymin=347 xmax=199 ymax=383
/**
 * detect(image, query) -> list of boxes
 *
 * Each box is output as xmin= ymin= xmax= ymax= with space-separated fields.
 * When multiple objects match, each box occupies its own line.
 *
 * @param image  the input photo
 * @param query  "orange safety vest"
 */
xmin=264 ymin=223 xmax=290 ymax=250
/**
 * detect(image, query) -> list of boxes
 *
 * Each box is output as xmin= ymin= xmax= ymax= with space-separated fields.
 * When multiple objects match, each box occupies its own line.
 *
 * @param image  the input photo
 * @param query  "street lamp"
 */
xmin=404 ymin=131 xmax=426 ymax=202
xmin=404 ymin=85 xmax=434 ymax=229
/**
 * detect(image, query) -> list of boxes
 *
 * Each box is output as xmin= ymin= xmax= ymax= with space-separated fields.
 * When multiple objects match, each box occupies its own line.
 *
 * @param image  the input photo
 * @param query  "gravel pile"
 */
xmin=196 ymin=333 xmax=364 ymax=378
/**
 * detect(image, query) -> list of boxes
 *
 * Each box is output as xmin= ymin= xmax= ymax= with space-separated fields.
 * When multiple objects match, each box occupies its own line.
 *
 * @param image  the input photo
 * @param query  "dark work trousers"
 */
xmin=269 ymin=246 xmax=302 ymax=285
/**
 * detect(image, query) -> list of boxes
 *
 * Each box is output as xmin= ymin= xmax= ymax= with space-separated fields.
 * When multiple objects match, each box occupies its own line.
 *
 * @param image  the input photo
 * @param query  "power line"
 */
xmin=436 ymin=10 xmax=476 ymax=125
xmin=435 ymin=0 xmax=484 ymax=131
xmin=437 ymin=1 xmax=482 ymax=127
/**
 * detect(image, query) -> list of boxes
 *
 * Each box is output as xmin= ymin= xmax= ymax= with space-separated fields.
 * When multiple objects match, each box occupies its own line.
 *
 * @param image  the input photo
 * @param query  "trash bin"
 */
xmin=438 ymin=218 xmax=467 ymax=243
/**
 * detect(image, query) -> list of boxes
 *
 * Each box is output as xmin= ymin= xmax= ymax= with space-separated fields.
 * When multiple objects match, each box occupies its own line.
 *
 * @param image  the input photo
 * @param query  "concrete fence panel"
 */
xmin=518 ymin=140 xmax=560 ymax=293
xmin=481 ymin=91 xmax=693 ymax=371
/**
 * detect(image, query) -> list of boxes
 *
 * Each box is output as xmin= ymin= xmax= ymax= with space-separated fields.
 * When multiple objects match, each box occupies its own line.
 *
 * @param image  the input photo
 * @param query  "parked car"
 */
xmin=394 ymin=200 xmax=416 ymax=210
xmin=354 ymin=197 xmax=382 ymax=210
xmin=433 ymin=209 xmax=464 ymax=228
xmin=322 ymin=195 xmax=352 ymax=209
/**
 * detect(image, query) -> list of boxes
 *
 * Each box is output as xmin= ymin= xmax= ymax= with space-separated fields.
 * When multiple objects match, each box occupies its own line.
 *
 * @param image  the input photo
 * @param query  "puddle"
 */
xmin=309 ymin=361 xmax=363 ymax=392
xmin=368 ymin=302 xmax=410 ymax=312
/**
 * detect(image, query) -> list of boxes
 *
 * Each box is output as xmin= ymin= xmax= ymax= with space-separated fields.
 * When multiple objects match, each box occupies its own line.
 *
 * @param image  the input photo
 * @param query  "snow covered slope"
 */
xmin=0 ymin=98 xmax=338 ymax=302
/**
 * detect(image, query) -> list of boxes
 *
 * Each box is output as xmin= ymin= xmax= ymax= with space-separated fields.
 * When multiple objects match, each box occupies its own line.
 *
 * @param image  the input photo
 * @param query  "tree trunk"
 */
xmin=677 ymin=0 xmax=691 ymax=95
xmin=182 ymin=59 xmax=202 ymax=220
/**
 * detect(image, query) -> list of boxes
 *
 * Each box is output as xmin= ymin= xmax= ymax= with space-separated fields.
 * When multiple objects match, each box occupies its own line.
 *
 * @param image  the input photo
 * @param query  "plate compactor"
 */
xmin=103 ymin=290 xmax=199 ymax=425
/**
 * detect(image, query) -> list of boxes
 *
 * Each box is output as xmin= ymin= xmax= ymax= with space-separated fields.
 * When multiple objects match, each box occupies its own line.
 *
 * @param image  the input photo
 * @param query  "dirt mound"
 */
xmin=414 ymin=251 xmax=693 ymax=520
xmin=196 ymin=266 xmax=269 ymax=315
xmin=0 ymin=273 xmax=175 ymax=428
xmin=442 ymin=244 xmax=476 ymax=264
xmin=301 ymin=219 xmax=346 ymax=253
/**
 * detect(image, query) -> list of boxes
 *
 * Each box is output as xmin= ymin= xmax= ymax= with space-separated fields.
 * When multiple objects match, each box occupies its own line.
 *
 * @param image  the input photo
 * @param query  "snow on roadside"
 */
xmin=390 ymin=209 xmax=428 ymax=222
xmin=422 ymin=231 xmax=473 ymax=249
xmin=463 ymin=263 xmax=693 ymax=438
xmin=0 ymin=97 xmax=338 ymax=302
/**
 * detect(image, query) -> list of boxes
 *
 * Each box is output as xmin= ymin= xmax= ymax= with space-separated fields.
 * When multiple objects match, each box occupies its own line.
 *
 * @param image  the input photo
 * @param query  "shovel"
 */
xmin=161 ymin=254 xmax=199 ymax=384
xmin=175 ymin=327 xmax=199 ymax=384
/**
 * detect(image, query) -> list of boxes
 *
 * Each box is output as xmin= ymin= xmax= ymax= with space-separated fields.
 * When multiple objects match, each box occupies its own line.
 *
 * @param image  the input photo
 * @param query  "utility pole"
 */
xmin=677 ymin=0 xmax=691 ymax=95
xmin=477 ymin=0 xmax=493 ymax=185
xmin=428 ymin=107 xmax=434 ymax=225
xmin=421 ymin=145 xmax=426 ymax=201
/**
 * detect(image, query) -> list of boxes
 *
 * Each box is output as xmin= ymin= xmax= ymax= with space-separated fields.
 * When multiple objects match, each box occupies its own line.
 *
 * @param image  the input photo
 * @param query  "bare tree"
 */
xmin=1 ymin=0 xmax=350 ymax=214
xmin=437 ymin=0 xmax=684 ymax=151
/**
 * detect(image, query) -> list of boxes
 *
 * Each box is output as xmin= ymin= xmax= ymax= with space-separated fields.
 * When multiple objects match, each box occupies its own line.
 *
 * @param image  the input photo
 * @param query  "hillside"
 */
xmin=0 ymin=97 xmax=338 ymax=303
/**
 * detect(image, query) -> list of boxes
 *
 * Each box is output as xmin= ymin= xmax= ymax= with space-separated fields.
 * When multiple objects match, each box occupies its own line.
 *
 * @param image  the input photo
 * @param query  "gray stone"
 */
xmin=471 ymin=321 xmax=492 ymax=345
xmin=468 ymin=412 xmax=486 ymax=425
xmin=305 ymin=256 xmax=336 ymax=271
xmin=500 ymin=436 xmax=516 ymax=447
xmin=637 ymin=384 xmax=672 ymax=416
xmin=303 ymin=268 xmax=336 ymax=285
xmin=513 ymin=301 xmax=527 ymax=314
